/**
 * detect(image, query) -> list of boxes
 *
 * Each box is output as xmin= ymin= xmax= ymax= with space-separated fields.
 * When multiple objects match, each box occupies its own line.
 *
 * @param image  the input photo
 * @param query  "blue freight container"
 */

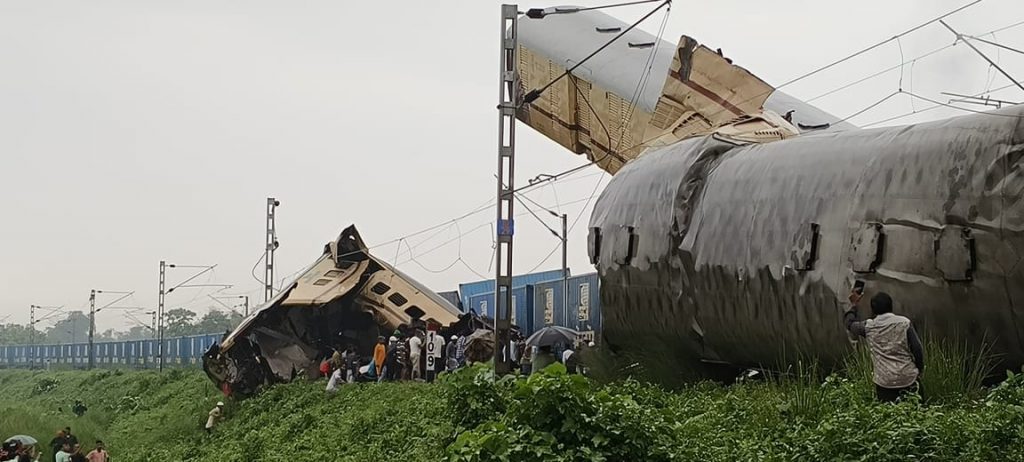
xmin=531 ymin=279 xmax=567 ymax=330
xmin=566 ymin=273 xmax=602 ymax=345
xmin=530 ymin=273 xmax=601 ymax=344
xmin=466 ymin=287 xmax=533 ymax=334
xmin=458 ymin=269 xmax=568 ymax=308
xmin=437 ymin=290 xmax=462 ymax=311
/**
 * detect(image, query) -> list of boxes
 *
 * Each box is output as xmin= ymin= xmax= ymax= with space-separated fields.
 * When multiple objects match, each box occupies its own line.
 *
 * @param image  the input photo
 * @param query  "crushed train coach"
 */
xmin=202 ymin=225 xmax=480 ymax=396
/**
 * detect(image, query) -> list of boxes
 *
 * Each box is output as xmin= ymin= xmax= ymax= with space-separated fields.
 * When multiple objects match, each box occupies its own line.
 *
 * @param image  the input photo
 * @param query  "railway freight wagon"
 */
xmin=459 ymin=269 xmax=568 ymax=311
xmin=0 ymin=333 xmax=223 ymax=369
xmin=468 ymin=285 xmax=534 ymax=335
xmin=530 ymin=273 xmax=602 ymax=345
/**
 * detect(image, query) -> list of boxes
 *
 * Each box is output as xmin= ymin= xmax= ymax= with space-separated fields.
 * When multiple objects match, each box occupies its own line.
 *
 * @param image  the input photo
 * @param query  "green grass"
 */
xmin=0 ymin=369 xmax=448 ymax=461
xmin=0 ymin=337 xmax=1020 ymax=462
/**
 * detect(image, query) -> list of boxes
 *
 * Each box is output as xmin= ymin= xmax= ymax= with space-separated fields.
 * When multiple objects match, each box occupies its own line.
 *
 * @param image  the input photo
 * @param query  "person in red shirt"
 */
xmin=85 ymin=441 xmax=109 ymax=462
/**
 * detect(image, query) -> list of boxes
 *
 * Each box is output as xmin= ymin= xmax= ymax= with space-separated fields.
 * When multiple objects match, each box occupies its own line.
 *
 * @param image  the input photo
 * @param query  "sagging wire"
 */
xmin=861 ymin=81 xmax=1022 ymax=128
xmin=250 ymin=250 xmax=267 ymax=286
xmin=395 ymin=196 xmax=598 ymax=274
xmin=939 ymin=20 xmax=1024 ymax=93
xmin=635 ymin=1 xmax=985 ymax=136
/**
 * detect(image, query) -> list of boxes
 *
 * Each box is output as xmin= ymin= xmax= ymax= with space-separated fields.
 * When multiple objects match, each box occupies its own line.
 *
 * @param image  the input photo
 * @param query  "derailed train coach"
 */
xmin=589 ymin=106 xmax=1024 ymax=372
xmin=203 ymin=225 xmax=468 ymax=396
xmin=515 ymin=8 xmax=1024 ymax=373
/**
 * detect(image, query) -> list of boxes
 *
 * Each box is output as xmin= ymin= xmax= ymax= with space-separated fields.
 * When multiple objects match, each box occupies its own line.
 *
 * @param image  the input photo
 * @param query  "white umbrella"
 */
xmin=5 ymin=435 xmax=38 ymax=445
xmin=526 ymin=326 xmax=580 ymax=347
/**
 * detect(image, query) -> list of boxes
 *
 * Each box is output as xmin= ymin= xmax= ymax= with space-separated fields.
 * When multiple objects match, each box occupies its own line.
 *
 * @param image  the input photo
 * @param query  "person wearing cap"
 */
xmin=373 ymin=336 xmax=387 ymax=379
xmin=205 ymin=401 xmax=225 ymax=434
xmin=383 ymin=336 xmax=401 ymax=381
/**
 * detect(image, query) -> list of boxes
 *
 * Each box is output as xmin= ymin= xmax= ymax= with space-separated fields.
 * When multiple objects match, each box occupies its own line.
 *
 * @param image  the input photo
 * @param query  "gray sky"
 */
xmin=1 ymin=0 xmax=1022 ymax=332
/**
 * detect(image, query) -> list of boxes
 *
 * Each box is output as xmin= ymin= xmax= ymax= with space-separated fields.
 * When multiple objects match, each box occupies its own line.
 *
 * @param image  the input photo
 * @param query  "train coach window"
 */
xmin=851 ymin=222 xmax=885 ymax=273
xmin=792 ymin=223 xmax=820 ymax=271
xmin=370 ymin=282 xmax=390 ymax=295
xmin=588 ymin=227 xmax=602 ymax=265
xmin=624 ymin=227 xmax=639 ymax=265
xmin=404 ymin=305 xmax=425 ymax=319
xmin=388 ymin=293 xmax=409 ymax=307
xmin=935 ymin=226 xmax=976 ymax=281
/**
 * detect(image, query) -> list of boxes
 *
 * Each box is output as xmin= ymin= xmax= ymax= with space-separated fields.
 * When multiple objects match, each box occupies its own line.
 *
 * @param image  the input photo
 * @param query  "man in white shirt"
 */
xmin=55 ymin=442 xmax=72 ymax=462
xmin=408 ymin=334 xmax=423 ymax=381
xmin=326 ymin=367 xmax=343 ymax=393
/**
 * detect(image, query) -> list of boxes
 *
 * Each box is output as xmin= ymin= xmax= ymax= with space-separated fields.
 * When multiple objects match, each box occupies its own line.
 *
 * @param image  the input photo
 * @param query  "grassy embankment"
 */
xmin=0 ymin=338 xmax=1022 ymax=461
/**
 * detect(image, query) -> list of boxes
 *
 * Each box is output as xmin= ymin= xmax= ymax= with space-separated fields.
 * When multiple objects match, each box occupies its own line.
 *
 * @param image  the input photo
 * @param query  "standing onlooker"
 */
xmin=845 ymin=289 xmax=925 ymax=402
xmin=531 ymin=345 xmax=556 ymax=374
xmin=445 ymin=335 xmax=459 ymax=372
xmin=373 ymin=337 xmax=387 ymax=379
xmin=455 ymin=334 xmax=469 ymax=367
xmin=519 ymin=344 xmax=533 ymax=375
xmin=408 ymin=333 xmax=423 ymax=380
xmin=383 ymin=336 xmax=400 ymax=381
xmin=396 ymin=335 xmax=410 ymax=381
xmin=62 ymin=429 xmax=78 ymax=452
xmin=205 ymin=401 xmax=225 ymax=434
xmin=318 ymin=358 xmax=331 ymax=378
xmin=49 ymin=430 xmax=67 ymax=462
xmin=344 ymin=346 xmax=360 ymax=383
xmin=514 ymin=337 xmax=527 ymax=372
xmin=85 ymin=441 xmax=108 ymax=462
xmin=562 ymin=345 xmax=577 ymax=374
xmin=54 ymin=443 xmax=72 ymax=462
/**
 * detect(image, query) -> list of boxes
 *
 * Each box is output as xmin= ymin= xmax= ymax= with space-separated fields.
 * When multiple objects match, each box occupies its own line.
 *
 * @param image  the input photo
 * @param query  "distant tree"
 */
xmin=118 ymin=325 xmax=154 ymax=341
xmin=0 ymin=323 xmax=43 ymax=345
xmin=45 ymin=311 xmax=91 ymax=344
xmin=164 ymin=308 xmax=198 ymax=337
xmin=195 ymin=310 xmax=243 ymax=335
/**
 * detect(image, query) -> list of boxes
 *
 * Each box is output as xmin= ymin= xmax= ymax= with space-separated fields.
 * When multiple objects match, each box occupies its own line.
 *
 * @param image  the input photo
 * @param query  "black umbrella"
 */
xmin=526 ymin=326 xmax=580 ymax=347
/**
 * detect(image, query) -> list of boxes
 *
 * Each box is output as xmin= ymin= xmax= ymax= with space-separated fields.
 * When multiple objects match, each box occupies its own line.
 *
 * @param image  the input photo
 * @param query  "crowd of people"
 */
xmin=316 ymin=326 xmax=593 ymax=392
xmin=0 ymin=427 xmax=108 ymax=462
xmin=320 ymin=328 xmax=461 ymax=390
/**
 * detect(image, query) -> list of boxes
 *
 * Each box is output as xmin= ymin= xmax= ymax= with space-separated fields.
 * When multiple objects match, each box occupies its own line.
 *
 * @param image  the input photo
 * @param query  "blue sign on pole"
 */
xmin=497 ymin=219 xmax=514 ymax=237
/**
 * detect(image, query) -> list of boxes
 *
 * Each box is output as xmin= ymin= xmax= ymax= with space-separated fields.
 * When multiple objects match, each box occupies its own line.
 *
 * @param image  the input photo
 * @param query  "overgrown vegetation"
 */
xmin=443 ymin=363 xmax=1024 ymax=461
xmin=0 ymin=335 xmax=1021 ymax=461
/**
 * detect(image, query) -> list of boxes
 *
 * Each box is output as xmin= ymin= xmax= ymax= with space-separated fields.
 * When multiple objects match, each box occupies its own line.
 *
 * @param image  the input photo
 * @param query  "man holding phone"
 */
xmin=844 ymin=283 xmax=925 ymax=402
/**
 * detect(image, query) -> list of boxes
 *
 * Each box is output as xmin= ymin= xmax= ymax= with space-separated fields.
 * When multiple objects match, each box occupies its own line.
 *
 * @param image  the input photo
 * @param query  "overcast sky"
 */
xmin=1 ymin=0 xmax=1022 ymax=332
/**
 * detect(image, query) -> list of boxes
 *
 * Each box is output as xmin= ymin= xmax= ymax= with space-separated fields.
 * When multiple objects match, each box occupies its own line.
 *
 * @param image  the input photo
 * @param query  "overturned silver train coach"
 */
xmin=203 ymin=225 xmax=465 ymax=396
xmin=589 ymin=106 xmax=1024 ymax=372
